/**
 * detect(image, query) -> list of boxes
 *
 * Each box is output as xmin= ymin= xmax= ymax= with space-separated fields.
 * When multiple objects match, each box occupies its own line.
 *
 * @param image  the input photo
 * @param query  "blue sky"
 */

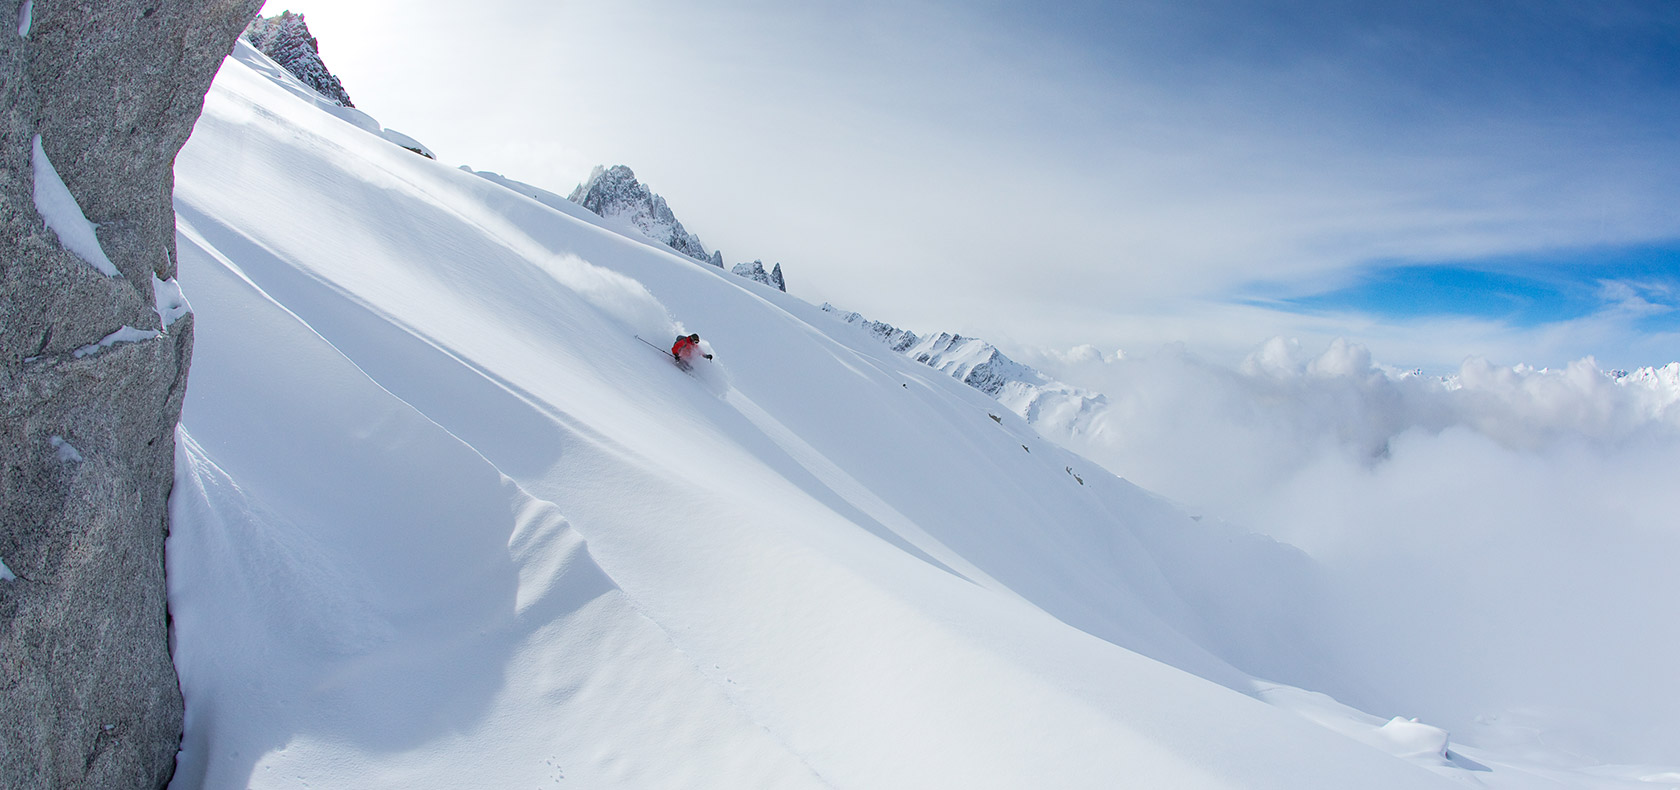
xmin=268 ymin=0 xmax=1680 ymax=371
xmin=1263 ymin=246 xmax=1680 ymax=331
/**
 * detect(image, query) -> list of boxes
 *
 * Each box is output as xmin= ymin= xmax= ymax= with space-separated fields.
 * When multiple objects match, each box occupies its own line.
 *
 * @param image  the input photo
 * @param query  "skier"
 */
xmin=671 ymin=333 xmax=712 ymax=365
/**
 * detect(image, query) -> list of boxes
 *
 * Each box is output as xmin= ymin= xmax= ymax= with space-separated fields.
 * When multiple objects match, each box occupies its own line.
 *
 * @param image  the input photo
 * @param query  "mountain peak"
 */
xmin=567 ymin=165 xmax=713 ymax=264
xmin=244 ymin=11 xmax=354 ymax=108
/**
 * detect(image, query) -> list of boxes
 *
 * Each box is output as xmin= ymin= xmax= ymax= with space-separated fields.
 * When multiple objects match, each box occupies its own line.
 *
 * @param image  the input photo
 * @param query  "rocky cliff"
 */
xmin=1 ymin=0 xmax=261 ymax=786
xmin=243 ymin=11 xmax=353 ymax=108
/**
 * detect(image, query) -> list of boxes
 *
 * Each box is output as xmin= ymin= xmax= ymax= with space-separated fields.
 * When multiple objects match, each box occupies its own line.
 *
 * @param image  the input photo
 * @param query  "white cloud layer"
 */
xmin=1025 ymin=338 xmax=1680 ymax=763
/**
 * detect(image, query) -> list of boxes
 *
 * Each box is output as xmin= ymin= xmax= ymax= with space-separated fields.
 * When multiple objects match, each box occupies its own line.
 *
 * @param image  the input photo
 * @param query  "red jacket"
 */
xmin=672 ymin=336 xmax=698 ymax=360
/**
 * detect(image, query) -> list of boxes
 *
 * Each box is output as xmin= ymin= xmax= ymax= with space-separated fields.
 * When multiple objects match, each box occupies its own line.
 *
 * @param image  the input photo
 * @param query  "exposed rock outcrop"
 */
xmin=568 ymin=165 xmax=713 ymax=264
xmin=243 ymin=10 xmax=353 ymax=108
xmin=1 ymin=0 xmax=261 ymax=787
xmin=731 ymin=259 xmax=786 ymax=292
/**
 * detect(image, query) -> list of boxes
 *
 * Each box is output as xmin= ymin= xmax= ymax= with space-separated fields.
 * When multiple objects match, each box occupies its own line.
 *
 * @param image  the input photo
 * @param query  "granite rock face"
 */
xmin=1 ymin=0 xmax=261 ymax=787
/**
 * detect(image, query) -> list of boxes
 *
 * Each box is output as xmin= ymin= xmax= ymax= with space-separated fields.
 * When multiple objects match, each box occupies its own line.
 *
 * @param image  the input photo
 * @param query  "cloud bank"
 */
xmin=1025 ymin=338 xmax=1680 ymax=763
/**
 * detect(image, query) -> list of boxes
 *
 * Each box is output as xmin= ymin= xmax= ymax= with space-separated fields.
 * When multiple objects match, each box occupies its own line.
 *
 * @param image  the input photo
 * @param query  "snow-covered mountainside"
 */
xmin=161 ymin=40 xmax=1678 ymax=790
xmin=243 ymin=12 xmax=354 ymax=108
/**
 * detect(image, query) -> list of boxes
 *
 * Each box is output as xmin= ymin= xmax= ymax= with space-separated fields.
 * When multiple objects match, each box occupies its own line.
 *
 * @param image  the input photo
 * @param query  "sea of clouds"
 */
xmin=1027 ymin=339 xmax=1680 ymax=765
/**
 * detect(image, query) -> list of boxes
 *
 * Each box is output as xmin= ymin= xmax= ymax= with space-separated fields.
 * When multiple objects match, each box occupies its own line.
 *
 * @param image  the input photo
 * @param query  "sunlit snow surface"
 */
xmin=166 ymin=43 xmax=1676 ymax=789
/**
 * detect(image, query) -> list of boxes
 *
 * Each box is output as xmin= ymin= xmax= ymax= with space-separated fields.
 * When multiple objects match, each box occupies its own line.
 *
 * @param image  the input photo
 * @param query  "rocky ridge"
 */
xmin=566 ymin=164 xmax=797 ymax=292
xmin=567 ymin=165 xmax=713 ymax=264
xmin=1 ymin=0 xmax=261 ymax=787
xmin=243 ymin=11 xmax=353 ymax=108
xmin=821 ymin=304 xmax=1108 ymax=433
xmin=732 ymin=259 xmax=786 ymax=293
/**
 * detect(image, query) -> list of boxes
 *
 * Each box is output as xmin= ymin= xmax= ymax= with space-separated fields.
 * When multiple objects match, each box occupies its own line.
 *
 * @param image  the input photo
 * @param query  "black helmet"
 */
xmin=689 ymin=333 xmax=699 ymax=341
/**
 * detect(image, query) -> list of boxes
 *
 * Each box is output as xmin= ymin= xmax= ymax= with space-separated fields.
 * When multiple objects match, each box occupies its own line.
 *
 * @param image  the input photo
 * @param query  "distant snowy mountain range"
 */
xmin=821 ymin=303 xmax=1109 ymax=434
xmin=822 ymin=298 xmax=1680 ymax=458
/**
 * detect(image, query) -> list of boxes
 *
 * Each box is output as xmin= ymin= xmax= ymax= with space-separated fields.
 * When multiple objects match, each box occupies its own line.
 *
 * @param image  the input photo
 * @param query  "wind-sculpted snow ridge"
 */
xmin=822 ymin=303 xmax=1109 ymax=433
xmin=568 ymin=164 xmax=714 ymax=264
xmin=243 ymin=12 xmax=353 ymax=108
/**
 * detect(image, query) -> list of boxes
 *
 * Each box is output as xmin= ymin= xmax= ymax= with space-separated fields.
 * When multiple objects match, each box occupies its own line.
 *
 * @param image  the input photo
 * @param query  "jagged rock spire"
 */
xmin=731 ymin=259 xmax=787 ymax=293
xmin=568 ymin=165 xmax=713 ymax=264
xmin=244 ymin=11 xmax=354 ymax=108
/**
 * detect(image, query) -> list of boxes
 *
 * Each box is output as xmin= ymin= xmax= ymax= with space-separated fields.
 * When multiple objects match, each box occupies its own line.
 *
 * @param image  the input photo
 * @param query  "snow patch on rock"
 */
xmin=32 ymin=135 xmax=120 ymax=277
xmin=72 ymin=326 xmax=161 ymax=359
xmin=154 ymin=274 xmax=190 ymax=328
xmin=17 ymin=0 xmax=31 ymax=37
xmin=49 ymin=436 xmax=84 ymax=464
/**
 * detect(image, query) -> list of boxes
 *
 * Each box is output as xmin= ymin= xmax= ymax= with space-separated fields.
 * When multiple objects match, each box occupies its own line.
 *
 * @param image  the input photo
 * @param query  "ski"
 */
xmin=635 ymin=335 xmax=691 ymax=370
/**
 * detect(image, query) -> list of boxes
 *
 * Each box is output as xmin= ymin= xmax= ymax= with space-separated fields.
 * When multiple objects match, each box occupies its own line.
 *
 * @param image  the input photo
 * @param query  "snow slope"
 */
xmin=165 ymin=43 xmax=1673 ymax=789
